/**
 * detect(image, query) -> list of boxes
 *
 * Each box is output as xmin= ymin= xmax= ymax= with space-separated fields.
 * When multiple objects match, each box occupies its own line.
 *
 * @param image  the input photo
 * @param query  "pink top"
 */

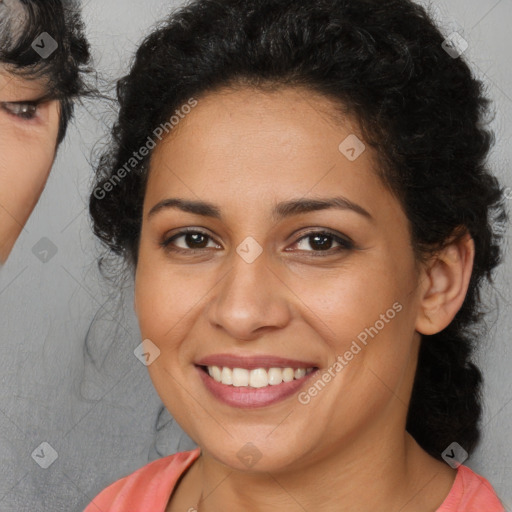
xmin=84 ymin=448 xmax=505 ymax=512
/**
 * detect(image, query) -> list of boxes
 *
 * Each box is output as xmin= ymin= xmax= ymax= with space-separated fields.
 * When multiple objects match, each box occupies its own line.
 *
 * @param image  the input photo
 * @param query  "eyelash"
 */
xmin=160 ymin=228 xmax=354 ymax=256
xmin=0 ymin=101 xmax=40 ymax=120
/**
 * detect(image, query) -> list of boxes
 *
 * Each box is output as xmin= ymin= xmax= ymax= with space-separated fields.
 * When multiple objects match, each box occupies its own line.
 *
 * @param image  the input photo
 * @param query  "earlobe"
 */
xmin=415 ymin=231 xmax=475 ymax=335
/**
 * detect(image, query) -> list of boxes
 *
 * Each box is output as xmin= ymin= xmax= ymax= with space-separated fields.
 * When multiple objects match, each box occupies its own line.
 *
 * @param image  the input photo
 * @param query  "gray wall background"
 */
xmin=0 ymin=0 xmax=510 ymax=510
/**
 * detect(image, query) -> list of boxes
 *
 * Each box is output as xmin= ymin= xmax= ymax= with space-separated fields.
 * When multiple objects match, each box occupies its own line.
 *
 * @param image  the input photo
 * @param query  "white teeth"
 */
xmin=232 ymin=368 xmax=249 ymax=387
xmin=220 ymin=367 xmax=233 ymax=385
xmin=249 ymin=368 xmax=268 ymax=388
xmin=205 ymin=365 xmax=315 ymax=388
xmin=211 ymin=366 xmax=222 ymax=382
xmin=294 ymin=368 xmax=306 ymax=379
xmin=282 ymin=368 xmax=294 ymax=382
xmin=267 ymin=368 xmax=283 ymax=385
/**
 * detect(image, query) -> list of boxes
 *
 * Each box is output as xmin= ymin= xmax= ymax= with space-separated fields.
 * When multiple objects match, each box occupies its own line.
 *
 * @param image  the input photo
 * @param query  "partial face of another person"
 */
xmin=134 ymin=86 xmax=430 ymax=473
xmin=0 ymin=70 xmax=60 ymax=263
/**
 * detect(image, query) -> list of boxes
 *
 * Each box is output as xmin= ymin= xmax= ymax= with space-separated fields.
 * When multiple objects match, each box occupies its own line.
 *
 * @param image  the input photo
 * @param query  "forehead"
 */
xmin=168 ymin=85 xmax=354 ymax=140
xmin=151 ymin=85 xmax=371 ymax=182
xmin=156 ymin=86 xmax=359 ymax=162
xmin=0 ymin=67 xmax=50 ymax=98
xmin=147 ymin=86 xmax=392 ymax=214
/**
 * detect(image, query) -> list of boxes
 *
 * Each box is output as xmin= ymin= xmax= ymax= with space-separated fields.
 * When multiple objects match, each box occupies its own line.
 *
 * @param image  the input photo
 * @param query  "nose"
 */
xmin=207 ymin=245 xmax=292 ymax=341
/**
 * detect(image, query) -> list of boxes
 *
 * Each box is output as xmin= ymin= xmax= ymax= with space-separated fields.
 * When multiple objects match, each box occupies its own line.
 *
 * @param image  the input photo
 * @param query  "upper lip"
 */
xmin=195 ymin=353 xmax=318 ymax=370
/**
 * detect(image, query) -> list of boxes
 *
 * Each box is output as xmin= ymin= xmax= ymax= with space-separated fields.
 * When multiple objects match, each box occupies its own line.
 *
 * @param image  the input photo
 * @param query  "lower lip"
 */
xmin=196 ymin=366 xmax=318 ymax=409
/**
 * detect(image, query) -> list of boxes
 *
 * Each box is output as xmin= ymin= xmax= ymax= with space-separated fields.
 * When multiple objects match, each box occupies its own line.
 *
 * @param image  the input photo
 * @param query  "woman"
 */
xmin=86 ymin=0 xmax=508 ymax=510
xmin=0 ymin=0 xmax=90 ymax=263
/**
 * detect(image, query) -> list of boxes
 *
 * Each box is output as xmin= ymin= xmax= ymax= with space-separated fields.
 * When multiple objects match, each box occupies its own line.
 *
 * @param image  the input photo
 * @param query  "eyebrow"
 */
xmin=148 ymin=196 xmax=373 ymax=222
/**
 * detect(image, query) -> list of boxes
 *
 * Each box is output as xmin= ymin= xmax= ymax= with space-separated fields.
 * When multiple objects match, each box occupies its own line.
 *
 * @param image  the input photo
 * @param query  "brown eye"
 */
xmin=177 ymin=232 xmax=210 ymax=249
xmin=161 ymin=229 xmax=221 ymax=253
xmin=1 ymin=101 xmax=39 ymax=120
xmin=291 ymin=230 xmax=354 ymax=254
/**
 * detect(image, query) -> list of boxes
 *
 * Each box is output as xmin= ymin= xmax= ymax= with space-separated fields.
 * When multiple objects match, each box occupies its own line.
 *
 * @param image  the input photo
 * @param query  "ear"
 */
xmin=415 ymin=231 xmax=475 ymax=335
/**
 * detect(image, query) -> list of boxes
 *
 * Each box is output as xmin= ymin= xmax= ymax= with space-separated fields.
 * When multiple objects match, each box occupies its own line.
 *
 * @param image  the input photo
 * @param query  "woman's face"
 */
xmin=135 ymin=86 xmax=427 ymax=472
xmin=0 ymin=69 xmax=60 ymax=263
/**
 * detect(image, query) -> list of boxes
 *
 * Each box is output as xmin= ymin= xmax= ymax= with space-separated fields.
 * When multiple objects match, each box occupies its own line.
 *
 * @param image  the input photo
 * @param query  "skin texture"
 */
xmin=0 ymin=69 xmax=60 ymax=263
xmin=134 ymin=86 xmax=475 ymax=512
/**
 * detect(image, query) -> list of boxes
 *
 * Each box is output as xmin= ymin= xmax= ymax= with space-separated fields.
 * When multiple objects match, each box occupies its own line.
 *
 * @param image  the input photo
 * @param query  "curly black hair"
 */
xmin=0 ymin=0 xmax=91 ymax=143
xmin=89 ymin=0 xmax=509 ymax=460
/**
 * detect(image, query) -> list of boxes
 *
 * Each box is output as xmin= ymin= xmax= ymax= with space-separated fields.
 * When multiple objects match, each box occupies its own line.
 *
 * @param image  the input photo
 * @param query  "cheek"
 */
xmin=295 ymin=256 xmax=418 ymax=399
xmin=0 ymin=143 xmax=54 ymax=171
xmin=289 ymin=259 xmax=410 ymax=344
xmin=0 ymin=123 xmax=58 ymax=189
xmin=134 ymin=251 xmax=198 ymax=344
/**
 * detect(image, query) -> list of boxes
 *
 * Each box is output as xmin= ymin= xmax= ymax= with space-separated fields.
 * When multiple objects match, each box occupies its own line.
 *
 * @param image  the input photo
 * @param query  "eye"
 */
xmin=290 ymin=230 xmax=354 ymax=255
xmin=161 ymin=228 xmax=354 ymax=256
xmin=1 ymin=101 xmax=39 ymax=120
xmin=161 ymin=229 xmax=221 ymax=253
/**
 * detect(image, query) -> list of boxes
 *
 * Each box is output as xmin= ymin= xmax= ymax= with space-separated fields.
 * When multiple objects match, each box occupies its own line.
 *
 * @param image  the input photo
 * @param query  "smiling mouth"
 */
xmin=198 ymin=365 xmax=317 ymax=388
